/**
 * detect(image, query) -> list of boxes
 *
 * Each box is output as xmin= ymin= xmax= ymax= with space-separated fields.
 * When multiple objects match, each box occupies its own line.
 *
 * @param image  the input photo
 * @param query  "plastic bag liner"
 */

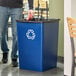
xmin=17 ymin=18 xmax=60 ymax=23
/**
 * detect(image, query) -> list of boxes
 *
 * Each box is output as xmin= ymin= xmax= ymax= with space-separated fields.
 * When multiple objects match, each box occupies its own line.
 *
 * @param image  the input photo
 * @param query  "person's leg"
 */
xmin=1 ymin=25 xmax=9 ymax=63
xmin=0 ymin=6 xmax=9 ymax=63
xmin=10 ymin=8 xmax=22 ymax=67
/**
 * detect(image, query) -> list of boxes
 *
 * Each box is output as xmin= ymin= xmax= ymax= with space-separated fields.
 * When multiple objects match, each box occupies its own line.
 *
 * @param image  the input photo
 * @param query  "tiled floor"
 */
xmin=0 ymin=39 xmax=64 ymax=76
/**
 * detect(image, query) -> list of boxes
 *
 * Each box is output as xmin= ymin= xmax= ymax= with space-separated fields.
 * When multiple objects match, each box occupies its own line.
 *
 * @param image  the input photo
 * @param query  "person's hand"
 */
xmin=26 ymin=10 xmax=34 ymax=21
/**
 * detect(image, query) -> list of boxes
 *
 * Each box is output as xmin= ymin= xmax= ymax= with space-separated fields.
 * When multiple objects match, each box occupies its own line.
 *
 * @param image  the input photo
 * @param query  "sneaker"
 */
xmin=2 ymin=52 xmax=8 ymax=63
xmin=12 ymin=59 xmax=18 ymax=67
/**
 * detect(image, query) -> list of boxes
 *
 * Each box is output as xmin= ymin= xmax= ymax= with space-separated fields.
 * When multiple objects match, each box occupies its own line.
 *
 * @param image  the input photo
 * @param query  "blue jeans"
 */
xmin=0 ymin=6 xmax=22 ymax=59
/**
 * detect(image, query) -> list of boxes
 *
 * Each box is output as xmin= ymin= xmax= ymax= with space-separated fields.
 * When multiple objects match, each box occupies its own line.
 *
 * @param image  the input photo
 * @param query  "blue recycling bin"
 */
xmin=17 ymin=19 xmax=59 ymax=72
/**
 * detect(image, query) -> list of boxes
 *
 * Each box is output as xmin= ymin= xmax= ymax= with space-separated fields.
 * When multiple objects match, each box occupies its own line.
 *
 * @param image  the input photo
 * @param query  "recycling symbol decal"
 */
xmin=26 ymin=29 xmax=36 ymax=40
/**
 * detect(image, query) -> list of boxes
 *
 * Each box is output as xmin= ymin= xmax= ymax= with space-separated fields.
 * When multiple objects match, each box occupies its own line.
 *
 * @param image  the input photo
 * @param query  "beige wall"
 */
xmin=49 ymin=0 xmax=64 ymax=57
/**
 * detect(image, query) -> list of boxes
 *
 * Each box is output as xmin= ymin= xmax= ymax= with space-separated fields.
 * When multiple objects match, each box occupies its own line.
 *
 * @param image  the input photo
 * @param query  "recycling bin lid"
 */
xmin=16 ymin=18 xmax=60 ymax=23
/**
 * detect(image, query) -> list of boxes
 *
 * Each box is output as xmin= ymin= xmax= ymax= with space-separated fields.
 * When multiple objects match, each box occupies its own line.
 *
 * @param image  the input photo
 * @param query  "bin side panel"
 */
xmin=17 ymin=22 xmax=43 ymax=71
xmin=43 ymin=21 xmax=59 ymax=71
